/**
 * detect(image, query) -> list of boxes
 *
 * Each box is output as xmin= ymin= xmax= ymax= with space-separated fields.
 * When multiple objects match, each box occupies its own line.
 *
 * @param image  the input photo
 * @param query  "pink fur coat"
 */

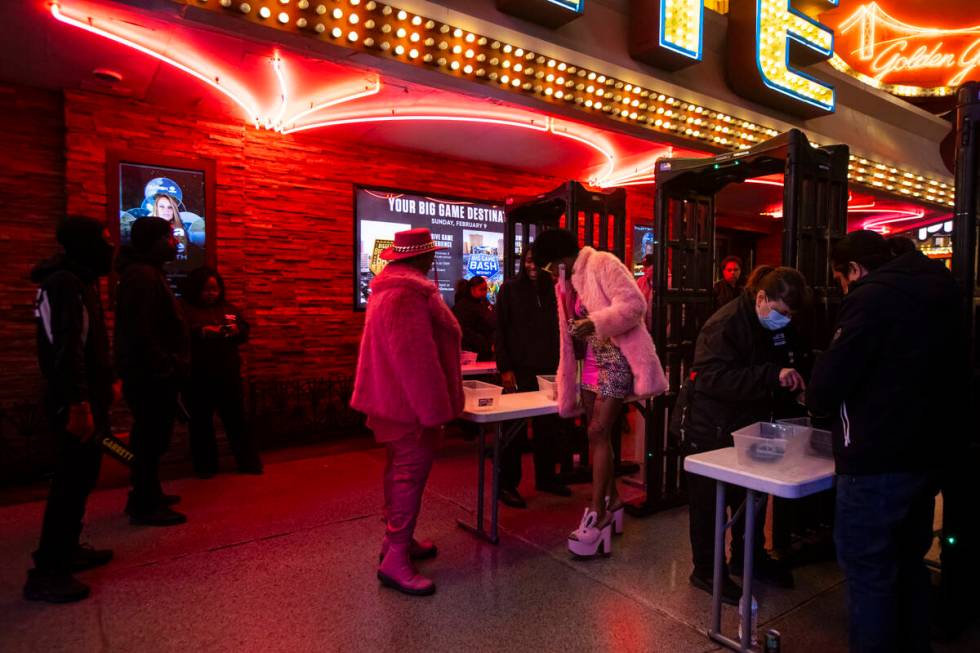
xmin=555 ymin=247 xmax=668 ymax=417
xmin=351 ymin=264 xmax=464 ymax=441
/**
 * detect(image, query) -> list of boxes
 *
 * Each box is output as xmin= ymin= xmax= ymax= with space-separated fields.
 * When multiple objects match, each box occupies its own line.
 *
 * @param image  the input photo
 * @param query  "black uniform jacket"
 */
xmin=671 ymin=293 xmax=804 ymax=452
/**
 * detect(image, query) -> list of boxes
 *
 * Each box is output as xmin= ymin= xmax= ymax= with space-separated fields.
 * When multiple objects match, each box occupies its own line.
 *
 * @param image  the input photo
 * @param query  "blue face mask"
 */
xmin=758 ymin=305 xmax=791 ymax=331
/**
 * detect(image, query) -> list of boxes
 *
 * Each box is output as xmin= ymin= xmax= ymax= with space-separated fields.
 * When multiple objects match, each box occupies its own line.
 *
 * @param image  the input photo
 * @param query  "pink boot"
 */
xmin=379 ymin=537 xmax=438 ymax=562
xmin=378 ymin=543 xmax=436 ymax=596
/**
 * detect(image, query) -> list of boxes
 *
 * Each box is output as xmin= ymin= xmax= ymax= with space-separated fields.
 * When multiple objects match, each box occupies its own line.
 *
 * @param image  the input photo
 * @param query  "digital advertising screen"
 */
xmin=116 ymin=161 xmax=208 ymax=290
xmin=355 ymin=188 xmax=506 ymax=310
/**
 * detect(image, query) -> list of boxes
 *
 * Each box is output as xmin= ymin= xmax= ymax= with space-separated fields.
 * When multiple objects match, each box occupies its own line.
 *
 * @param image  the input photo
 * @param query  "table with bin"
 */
xmin=455 ymin=376 xmax=562 ymax=544
xmin=684 ymin=420 xmax=835 ymax=653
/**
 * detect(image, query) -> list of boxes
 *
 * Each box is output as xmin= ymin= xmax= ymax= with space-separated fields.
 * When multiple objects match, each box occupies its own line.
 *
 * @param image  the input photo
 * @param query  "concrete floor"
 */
xmin=1 ymin=440 xmax=977 ymax=653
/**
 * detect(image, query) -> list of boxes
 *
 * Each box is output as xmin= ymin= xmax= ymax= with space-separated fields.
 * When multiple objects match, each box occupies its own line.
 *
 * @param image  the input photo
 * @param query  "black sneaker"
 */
xmin=535 ymin=482 xmax=573 ymax=497
xmin=23 ymin=569 xmax=90 ymax=603
xmin=498 ymin=487 xmax=527 ymax=509
xmin=70 ymin=544 xmax=113 ymax=572
xmin=236 ymin=464 xmax=264 ymax=475
xmin=730 ymin=554 xmax=795 ymax=589
xmin=689 ymin=570 xmax=742 ymax=606
xmin=129 ymin=506 xmax=188 ymax=527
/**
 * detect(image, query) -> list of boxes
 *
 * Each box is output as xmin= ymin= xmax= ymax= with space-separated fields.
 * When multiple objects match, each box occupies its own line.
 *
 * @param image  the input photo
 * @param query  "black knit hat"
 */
xmin=57 ymin=216 xmax=105 ymax=256
xmin=831 ymin=230 xmax=892 ymax=273
xmin=131 ymin=216 xmax=172 ymax=253
xmin=531 ymin=229 xmax=579 ymax=268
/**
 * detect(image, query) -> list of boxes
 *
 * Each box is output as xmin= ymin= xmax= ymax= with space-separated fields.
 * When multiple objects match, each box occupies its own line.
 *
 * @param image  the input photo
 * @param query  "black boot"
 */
xmin=23 ymin=569 xmax=90 ymax=603
xmin=129 ymin=505 xmax=187 ymax=527
xmin=689 ymin=569 xmax=742 ymax=606
xmin=70 ymin=544 xmax=114 ymax=572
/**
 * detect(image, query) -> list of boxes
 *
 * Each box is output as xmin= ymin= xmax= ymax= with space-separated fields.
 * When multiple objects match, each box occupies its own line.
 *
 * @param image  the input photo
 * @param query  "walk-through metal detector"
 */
xmin=937 ymin=82 xmax=980 ymax=637
xmin=504 ymin=181 xmax=627 ymax=276
xmin=627 ymin=129 xmax=849 ymax=517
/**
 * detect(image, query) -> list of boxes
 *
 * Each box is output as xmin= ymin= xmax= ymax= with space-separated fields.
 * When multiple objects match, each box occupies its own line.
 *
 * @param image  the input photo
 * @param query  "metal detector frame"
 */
xmin=627 ymin=129 xmax=849 ymax=516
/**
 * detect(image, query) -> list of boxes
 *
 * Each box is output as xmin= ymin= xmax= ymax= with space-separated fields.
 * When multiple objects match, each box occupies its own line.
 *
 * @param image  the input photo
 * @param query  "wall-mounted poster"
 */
xmin=355 ymin=187 xmax=506 ymax=309
xmin=107 ymin=151 xmax=216 ymax=293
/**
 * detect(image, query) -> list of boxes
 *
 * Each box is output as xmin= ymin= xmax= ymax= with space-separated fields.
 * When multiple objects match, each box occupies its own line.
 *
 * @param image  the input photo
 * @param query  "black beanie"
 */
xmin=831 ymin=230 xmax=893 ymax=273
xmin=131 ymin=216 xmax=172 ymax=253
xmin=57 ymin=216 xmax=105 ymax=256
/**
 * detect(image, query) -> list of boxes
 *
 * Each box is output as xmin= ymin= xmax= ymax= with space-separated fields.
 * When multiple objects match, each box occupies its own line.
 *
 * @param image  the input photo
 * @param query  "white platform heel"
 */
xmin=567 ymin=508 xmax=613 ymax=558
xmin=606 ymin=496 xmax=625 ymax=536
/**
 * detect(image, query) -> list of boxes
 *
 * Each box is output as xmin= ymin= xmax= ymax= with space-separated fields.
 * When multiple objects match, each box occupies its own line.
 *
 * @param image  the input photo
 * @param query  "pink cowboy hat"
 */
xmin=379 ymin=227 xmax=447 ymax=261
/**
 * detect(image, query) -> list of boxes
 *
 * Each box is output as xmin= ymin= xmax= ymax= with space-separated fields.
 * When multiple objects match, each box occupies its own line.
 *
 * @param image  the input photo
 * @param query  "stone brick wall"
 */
xmin=1 ymin=82 xmax=653 ymax=406
xmin=0 ymin=86 xmax=65 ymax=404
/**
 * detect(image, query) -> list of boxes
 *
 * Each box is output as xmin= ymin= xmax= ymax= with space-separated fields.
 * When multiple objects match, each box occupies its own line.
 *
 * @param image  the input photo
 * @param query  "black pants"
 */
xmin=687 ymin=445 xmax=767 ymax=575
xmin=187 ymin=374 xmax=260 ymax=473
xmin=500 ymin=371 xmax=563 ymax=490
xmin=33 ymin=399 xmax=105 ymax=572
xmin=123 ymin=379 xmax=178 ymax=513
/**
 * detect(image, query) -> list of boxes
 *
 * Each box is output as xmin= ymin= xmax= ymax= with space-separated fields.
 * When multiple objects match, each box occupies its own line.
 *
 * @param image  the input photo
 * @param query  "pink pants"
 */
xmin=383 ymin=428 xmax=438 ymax=547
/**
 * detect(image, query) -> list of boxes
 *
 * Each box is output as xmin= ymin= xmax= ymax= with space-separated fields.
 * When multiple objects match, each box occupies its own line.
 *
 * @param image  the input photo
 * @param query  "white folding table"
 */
xmin=456 ymin=391 xmax=561 ymax=544
xmin=461 ymin=361 xmax=498 ymax=377
xmin=684 ymin=447 xmax=835 ymax=652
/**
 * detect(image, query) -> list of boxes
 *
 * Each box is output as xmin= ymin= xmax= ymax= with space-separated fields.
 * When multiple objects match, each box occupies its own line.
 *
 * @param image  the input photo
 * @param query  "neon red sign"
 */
xmin=822 ymin=1 xmax=980 ymax=95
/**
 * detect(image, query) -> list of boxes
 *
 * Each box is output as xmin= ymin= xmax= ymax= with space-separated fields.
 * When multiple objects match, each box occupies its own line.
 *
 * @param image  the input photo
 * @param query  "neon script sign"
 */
xmin=825 ymin=2 xmax=980 ymax=93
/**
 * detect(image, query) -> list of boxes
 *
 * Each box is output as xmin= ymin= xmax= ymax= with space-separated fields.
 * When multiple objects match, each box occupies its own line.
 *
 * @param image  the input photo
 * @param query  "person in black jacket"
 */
xmin=713 ymin=255 xmax=745 ymax=313
xmin=179 ymin=267 xmax=261 ymax=477
xmin=808 ymin=230 xmax=962 ymax=653
xmin=24 ymin=217 xmax=116 ymax=603
xmin=673 ymin=267 xmax=808 ymax=603
xmin=114 ymin=217 xmax=189 ymax=526
xmin=495 ymin=245 xmax=570 ymax=507
xmin=452 ymin=276 xmax=496 ymax=361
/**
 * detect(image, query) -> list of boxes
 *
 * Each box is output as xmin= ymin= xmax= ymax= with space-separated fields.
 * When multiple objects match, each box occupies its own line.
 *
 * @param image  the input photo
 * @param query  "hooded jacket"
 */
xmin=452 ymin=292 xmax=496 ymax=361
xmin=807 ymin=251 xmax=963 ymax=475
xmin=113 ymin=246 xmax=189 ymax=383
xmin=495 ymin=267 xmax=559 ymax=376
xmin=31 ymin=255 xmax=114 ymax=410
xmin=669 ymin=292 xmax=804 ymax=450
xmin=555 ymin=247 xmax=667 ymax=417
xmin=351 ymin=263 xmax=464 ymax=440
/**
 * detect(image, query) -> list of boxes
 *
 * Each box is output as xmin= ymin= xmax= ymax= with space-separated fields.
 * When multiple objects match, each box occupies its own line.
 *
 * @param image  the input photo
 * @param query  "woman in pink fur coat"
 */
xmin=351 ymin=228 xmax=464 ymax=596
xmin=532 ymin=229 xmax=667 ymax=558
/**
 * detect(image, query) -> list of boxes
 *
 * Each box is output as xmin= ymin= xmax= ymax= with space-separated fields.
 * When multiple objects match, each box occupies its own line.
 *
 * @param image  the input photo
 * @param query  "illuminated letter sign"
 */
xmin=495 ymin=0 xmax=585 ymax=29
xmin=728 ymin=0 xmax=837 ymax=118
xmin=630 ymin=0 xmax=706 ymax=70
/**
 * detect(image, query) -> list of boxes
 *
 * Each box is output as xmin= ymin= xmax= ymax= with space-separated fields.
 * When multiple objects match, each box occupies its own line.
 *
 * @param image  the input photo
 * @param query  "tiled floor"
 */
xmin=0 ymin=440 xmax=977 ymax=652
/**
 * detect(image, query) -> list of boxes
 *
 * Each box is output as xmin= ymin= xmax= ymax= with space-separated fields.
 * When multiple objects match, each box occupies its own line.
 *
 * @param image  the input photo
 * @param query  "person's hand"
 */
xmin=778 ymin=368 xmax=806 ymax=393
xmin=202 ymin=325 xmax=223 ymax=337
xmin=500 ymin=371 xmax=518 ymax=392
xmin=570 ymin=318 xmax=596 ymax=338
xmin=112 ymin=380 xmax=123 ymax=403
xmin=66 ymin=402 xmax=95 ymax=441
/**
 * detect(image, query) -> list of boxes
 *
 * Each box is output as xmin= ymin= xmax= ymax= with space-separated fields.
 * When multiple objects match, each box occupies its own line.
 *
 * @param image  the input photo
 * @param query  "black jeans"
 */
xmin=33 ymin=399 xmax=105 ymax=572
xmin=835 ymin=472 xmax=937 ymax=653
xmin=187 ymin=374 xmax=260 ymax=473
xmin=500 ymin=371 xmax=563 ymax=490
xmin=123 ymin=379 xmax=178 ymax=512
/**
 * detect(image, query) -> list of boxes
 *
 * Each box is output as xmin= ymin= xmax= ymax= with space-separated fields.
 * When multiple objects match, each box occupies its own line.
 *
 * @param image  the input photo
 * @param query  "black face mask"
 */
xmin=69 ymin=238 xmax=114 ymax=277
